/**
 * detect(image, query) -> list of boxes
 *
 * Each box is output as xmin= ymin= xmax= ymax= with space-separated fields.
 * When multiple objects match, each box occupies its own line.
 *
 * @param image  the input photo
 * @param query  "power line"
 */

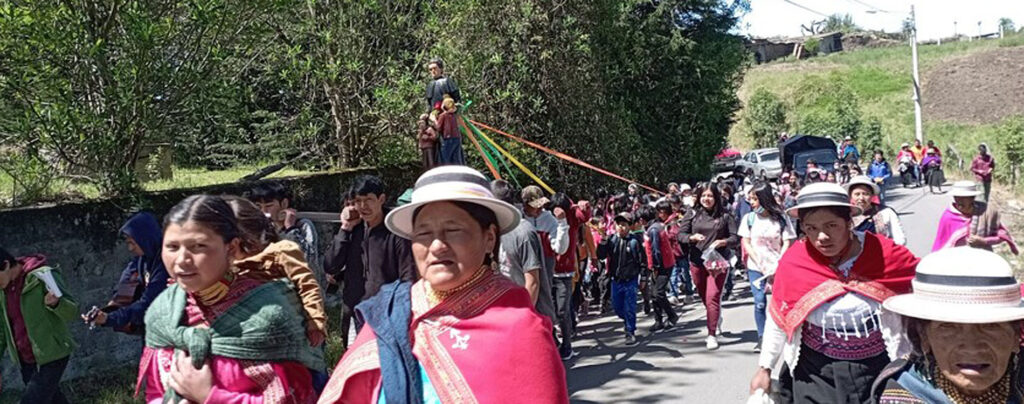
xmin=849 ymin=0 xmax=898 ymax=14
xmin=781 ymin=0 xmax=830 ymax=18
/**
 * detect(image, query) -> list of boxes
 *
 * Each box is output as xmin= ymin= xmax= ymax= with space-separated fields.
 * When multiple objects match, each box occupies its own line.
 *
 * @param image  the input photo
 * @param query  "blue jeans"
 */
xmin=670 ymin=258 xmax=692 ymax=297
xmin=747 ymin=269 xmax=768 ymax=338
xmin=440 ymin=136 xmax=466 ymax=165
xmin=611 ymin=278 xmax=638 ymax=334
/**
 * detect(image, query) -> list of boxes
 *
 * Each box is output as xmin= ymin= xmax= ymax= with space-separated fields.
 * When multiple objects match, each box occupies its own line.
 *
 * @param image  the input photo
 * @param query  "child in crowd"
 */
xmin=596 ymin=213 xmax=645 ymax=345
xmin=435 ymin=95 xmax=465 ymax=165
xmin=416 ymin=113 xmax=439 ymax=170
xmin=248 ymin=182 xmax=326 ymax=291
xmin=82 ymin=212 xmax=169 ymax=334
xmin=0 ymin=247 xmax=78 ymax=404
xmin=223 ymin=196 xmax=329 ymax=392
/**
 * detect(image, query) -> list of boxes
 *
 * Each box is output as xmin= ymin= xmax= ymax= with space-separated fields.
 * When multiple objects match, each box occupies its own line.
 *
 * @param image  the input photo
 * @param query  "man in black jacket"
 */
xmin=596 ymin=212 xmax=645 ymax=345
xmin=324 ymin=175 xmax=417 ymax=335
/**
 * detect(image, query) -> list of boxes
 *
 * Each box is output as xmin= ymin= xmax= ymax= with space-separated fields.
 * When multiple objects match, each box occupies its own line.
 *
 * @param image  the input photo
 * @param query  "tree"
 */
xmin=824 ymin=13 xmax=859 ymax=33
xmin=0 ymin=0 xmax=282 ymax=196
xmin=998 ymin=116 xmax=1024 ymax=184
xmin=743 ymin=88 xmax=788 ymax=148
xmin=860 ymin=118 xmax=883 ymax=157
xmin=999 ymin=18 xmax=1016 ymax=34
xmin=792 ymin=74 xmax=861 ymax=139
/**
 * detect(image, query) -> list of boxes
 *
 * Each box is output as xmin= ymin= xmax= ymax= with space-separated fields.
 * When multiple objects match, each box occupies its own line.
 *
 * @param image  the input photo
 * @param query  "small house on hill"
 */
xmin=746 ymin=32 xmax=844 ymax=64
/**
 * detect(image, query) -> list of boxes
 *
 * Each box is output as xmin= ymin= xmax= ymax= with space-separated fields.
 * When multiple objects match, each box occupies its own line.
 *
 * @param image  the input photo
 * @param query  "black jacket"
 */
xmin=597 ymin=233 xmax=646 ymax=282
xmin=324 ymin=212 xmax=418 ymax=305
xmin=678 ymin=207 xmax=739 ymax=266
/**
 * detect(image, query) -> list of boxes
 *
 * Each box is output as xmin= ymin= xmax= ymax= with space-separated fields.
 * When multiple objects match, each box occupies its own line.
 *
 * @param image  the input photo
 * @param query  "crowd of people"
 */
xmin=0 ymin=130 xmax=1021 ymax=403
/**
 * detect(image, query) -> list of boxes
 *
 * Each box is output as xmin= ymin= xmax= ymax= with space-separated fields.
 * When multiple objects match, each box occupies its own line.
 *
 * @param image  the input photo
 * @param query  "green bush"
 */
xmin=803 ymin=37 xmax=821 ymax=56
xmin=743 ymin=88 xmax=788 ymax=147
xmin=792 ymin=74 xmax=861 ymax=139
xmin=860 ymin=118 xmax=883 ymax=156
xmin=997 ymin=116 xmax=1024 ymax=184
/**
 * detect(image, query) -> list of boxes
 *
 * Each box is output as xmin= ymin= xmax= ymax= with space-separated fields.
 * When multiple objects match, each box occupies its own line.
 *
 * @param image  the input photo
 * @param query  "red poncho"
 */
xmin=769 ymin=232 xmax=918 ymax=338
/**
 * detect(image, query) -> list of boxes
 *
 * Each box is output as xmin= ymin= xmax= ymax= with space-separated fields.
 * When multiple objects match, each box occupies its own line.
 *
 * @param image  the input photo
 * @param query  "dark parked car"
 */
xmin=778 ymin=135 xmax=838 ymax=177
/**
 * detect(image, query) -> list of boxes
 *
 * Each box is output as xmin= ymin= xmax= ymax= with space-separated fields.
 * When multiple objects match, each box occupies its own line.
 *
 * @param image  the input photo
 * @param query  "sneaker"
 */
xmin=753 ymin=342 xmax=762 ymax=353
xmin=560 ymin=349 xmax=578 ymax=360
xmin=625 ymin=333 xmax=637 ymax=345
xmin=649 ymin=322 xmax=665 ymax=334
xmin=665 ymin=316 xmax=679 ymax=330
xmin=683 ymin=295 xmax=695 ymax=304
xmin=706 ymin=336 xmax=719 ymax=350
xmin=668 ymin=296 xmax=680 ymax=305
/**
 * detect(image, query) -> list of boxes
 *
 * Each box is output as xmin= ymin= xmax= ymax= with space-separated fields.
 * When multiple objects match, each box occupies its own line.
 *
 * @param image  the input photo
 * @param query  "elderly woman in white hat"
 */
xmin=318 ymin=166 xmax=568 ymax=404
xmin=872 ymin=247 xmax=1024 ymax=403
xmin=932 ymin=181 xmax=1019 ymax=255
xmin=846 ymin=175 xmax=906 ymax=245
xmin=749 ymin=182 xmax=919 ymax=403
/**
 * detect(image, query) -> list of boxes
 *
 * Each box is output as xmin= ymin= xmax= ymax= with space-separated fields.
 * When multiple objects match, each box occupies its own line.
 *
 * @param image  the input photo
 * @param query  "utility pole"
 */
xmin=911 ymin=5 xmax=924 ymax=144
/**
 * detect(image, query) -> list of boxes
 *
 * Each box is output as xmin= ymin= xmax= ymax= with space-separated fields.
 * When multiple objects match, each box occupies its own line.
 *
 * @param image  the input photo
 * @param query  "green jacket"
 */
xmin=0 ymin=265 xmax=79 ymax=366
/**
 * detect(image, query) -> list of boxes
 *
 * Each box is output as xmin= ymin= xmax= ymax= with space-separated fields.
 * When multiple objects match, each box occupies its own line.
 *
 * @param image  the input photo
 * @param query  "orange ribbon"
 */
xmin=468 ymin=120 xmax=664 ymax=195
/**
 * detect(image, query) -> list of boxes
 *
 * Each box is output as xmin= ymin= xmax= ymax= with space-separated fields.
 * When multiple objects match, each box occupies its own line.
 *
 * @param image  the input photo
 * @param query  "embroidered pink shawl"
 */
xmin=317 ymin=272 xmax=568 ymax=404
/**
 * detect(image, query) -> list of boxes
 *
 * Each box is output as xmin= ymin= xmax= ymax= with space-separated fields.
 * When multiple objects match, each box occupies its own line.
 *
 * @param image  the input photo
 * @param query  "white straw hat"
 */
xmin=786 ymin=182 xmax=863 ymax=218
xmin=844 ymin=175 xmax=880 ymax=196
xmin=949 ymin=180 xmax=982 ymax=198
xmin=384 ymin=166 xmax=522 ymax=239
xmin=883 ymin=247 xmax=1024 ymax=323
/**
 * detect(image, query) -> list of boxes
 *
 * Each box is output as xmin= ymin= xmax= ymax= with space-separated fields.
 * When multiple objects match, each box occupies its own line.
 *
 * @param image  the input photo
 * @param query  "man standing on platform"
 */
xmin=425 ymin=58 xmax=461 ymax=111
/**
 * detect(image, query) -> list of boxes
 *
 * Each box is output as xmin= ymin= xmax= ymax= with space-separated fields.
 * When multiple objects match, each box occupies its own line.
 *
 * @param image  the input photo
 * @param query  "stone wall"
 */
xmin=0 ymin=163 xmax=419 ymax=384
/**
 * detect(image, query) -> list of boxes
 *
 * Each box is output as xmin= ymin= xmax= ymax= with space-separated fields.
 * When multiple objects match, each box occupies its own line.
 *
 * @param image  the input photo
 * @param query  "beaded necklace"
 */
xmin=935 ymin=368 xmax=1010 ymax=404
xmin=194 ymin=272 xmax=235 ymax=305
xmin=425 ymin=265 xmax=490 ymax=305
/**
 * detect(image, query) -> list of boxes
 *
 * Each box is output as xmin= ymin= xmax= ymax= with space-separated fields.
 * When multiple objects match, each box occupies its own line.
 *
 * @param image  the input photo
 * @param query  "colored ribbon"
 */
xmin=458 ymin=117 xmax=502 ymax=180
xmin=465 ymin=120 xmax=555 ymax=195
xmin=468 ymin=120 xmax=664 ymax=195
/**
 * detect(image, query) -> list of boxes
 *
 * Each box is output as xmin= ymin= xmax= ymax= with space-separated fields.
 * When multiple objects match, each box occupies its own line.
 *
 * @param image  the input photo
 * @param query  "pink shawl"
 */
xmin=932 ymin=204 xmax=1019 ymax=254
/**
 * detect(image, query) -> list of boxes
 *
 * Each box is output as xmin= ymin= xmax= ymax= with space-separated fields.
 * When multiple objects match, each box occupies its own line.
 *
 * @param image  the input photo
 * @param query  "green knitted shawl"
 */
xmin=145 ymin=279 xmax=324 ymax=402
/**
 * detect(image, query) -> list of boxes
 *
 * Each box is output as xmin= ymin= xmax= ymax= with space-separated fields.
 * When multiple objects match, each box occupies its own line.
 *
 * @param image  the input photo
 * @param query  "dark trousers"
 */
xmin=640 ymin=271 xmax=652 ymax=314
xmin=340 ymin=302 xmax=357 ymax=350
xmin=652 ymin=268 xmax=678 ymax=324
xmin=553 ymin=277 xmax=574 ymax=355
xmin=599 ymin=273 xmax=613 ymax=310
xmin=439 ymin=137 xmax=466 ymax=165
xmin=20 ymin=356 xmax=70 ymax=404
xmin=420 ymin=147 xmax=437 ymax=171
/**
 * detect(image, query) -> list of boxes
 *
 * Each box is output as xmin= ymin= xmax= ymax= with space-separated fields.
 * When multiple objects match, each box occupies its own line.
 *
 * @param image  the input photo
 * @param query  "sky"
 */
xmin=739 ymin=0 xmax=1024 ymax=41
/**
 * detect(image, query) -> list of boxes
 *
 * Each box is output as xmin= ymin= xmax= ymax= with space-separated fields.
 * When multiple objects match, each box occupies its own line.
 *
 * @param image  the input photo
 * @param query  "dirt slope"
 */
xmin=922 ymin=45 xmax=1024 ymax=125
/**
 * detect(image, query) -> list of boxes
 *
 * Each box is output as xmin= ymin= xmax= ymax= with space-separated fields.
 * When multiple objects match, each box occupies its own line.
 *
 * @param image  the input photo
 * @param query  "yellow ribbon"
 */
xmin=472 ymin=126 xmax=556 ymax=194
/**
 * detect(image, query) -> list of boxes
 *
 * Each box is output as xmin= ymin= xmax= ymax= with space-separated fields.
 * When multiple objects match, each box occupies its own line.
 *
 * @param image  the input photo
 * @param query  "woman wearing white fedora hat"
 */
xmin=318 ymin=166 xmax=568 ymax=404
xmin=872 ymin=247 xmax=1024 ymax=403
xmin=846 ymin=175 xmax=906 ymax=246
xmin=932 ymin=181 xmax=1019 ymax=255
xmin=749 ymin=182 xmax=920 ymax=404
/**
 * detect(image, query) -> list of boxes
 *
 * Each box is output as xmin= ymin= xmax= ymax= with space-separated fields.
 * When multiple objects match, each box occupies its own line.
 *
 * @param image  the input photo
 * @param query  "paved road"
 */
xmin=566 ymin=185 xmax=949 ymax=403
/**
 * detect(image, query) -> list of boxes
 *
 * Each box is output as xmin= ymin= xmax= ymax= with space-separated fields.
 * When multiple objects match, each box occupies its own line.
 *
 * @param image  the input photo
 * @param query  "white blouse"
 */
xmin=757 ymin=232 xmax=909 ymax=372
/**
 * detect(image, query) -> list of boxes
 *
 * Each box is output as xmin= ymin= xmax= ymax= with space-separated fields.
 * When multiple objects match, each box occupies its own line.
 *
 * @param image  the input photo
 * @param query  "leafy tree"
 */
xmin=743 ymin=88 xmax=788 ymax=148
xmin=999 ymin=18 xmax=1016 ymax=34
xmin=997 ymin=116 xmax=1024 ymax=184
xmin=860 ymin=118 xmax=883 ymax=157
xmin=792 ymin=74 xmax=861 ymax=140
xmin=824 ymin=13 xmax=860 ymax=34
xmin=0 ymin=0 xmax=282 ymax=196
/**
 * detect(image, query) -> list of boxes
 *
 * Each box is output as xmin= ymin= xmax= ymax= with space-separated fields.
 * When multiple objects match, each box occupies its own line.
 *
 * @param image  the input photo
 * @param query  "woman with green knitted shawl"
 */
xmin=136 ymin=195 xmax=322 ymax=404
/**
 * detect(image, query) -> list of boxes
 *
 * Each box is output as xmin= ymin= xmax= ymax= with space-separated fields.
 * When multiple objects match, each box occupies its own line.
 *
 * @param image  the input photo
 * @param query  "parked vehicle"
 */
xmin=734 ymin=148 xmax=783 ymax=180
xmin=778 ymin=135 xmax=839 ymax=177
xmin=712 ymin=147 xmax=742 ymax=173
